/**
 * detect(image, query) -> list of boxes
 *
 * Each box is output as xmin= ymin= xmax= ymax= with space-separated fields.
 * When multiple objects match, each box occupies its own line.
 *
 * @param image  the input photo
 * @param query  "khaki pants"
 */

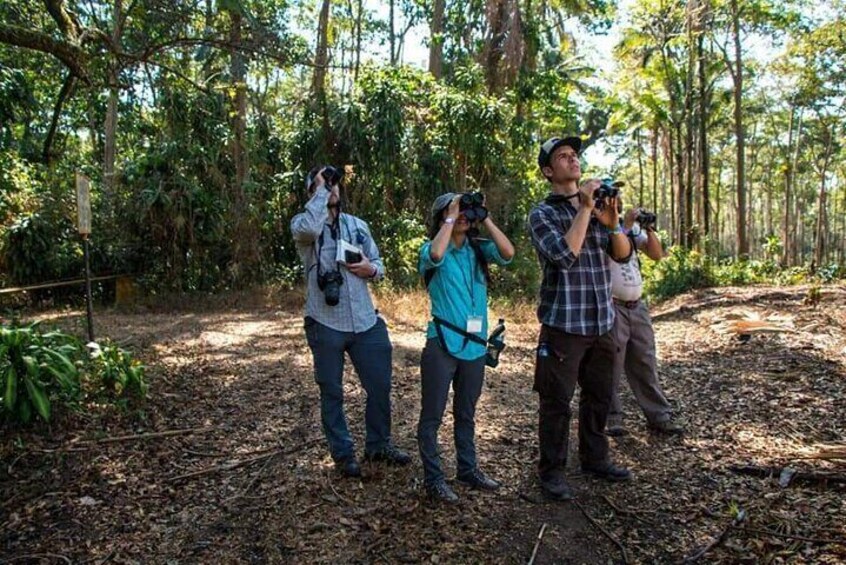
xmin=609 ymin=301 xmax=671 ymax=427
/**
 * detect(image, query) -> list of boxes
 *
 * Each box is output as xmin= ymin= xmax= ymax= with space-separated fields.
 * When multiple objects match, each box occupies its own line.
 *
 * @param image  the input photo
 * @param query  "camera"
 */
xmin=636 ymin=210 xmax=657 ymax=229
xmin=459 ymin=191 xmax=488 ymax=222
xmin=485 ymin=319 xmax=506 ymax=368
xmin=317 ymin=270 xmax=344 ymax=306
xmin=593 ymin=181 xmax=621 ymax=204
xmin=322 ymin=166 xmax=344 ymax=187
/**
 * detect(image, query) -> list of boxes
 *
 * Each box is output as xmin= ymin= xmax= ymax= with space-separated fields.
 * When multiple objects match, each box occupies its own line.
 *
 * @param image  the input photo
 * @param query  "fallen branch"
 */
xmin=792 ymin=444 xmax=846 ymax=462
xmin=78 ymin=427 xmax=215 ymax=446
xmin=681 ymin=508 xmax=746 ymax=563
xmin=737 ymin=526 xmax=846 ymax=546
xmin=327 ymin=472 xmax=352 ymax=506
xmin=2 ymin=553 xmax=72 ymax=564
xmin=527 ymin=522 xmax=548 ymax=565
xmin=729 ymin=464 xmax=846 ymax=485
xmin=166 ymin=438 xmax=320 ymax=483
xmin=602 ymin=495 xmax=657 ymax=517
xmin=574 ymin=499 xmax=630 ymax=564
xmin=225 ymin=450 xmax=280 ymax=502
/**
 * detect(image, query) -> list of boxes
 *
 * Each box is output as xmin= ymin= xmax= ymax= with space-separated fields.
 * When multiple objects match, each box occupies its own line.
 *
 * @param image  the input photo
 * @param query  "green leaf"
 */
xmin=43 ymin=349 xmax=79 ymax=379
xmin=4 ymin=365 xmax=17 ymax=411
xmin=24 ymin=374 xmax=50 ymax=422
xmin=17 ymin=397 xmax=31 ymax=424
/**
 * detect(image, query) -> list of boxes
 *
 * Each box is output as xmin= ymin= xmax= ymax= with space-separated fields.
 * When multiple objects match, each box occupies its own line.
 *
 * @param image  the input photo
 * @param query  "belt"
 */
xmin=613 ymin=297 xmax=641 ymax=309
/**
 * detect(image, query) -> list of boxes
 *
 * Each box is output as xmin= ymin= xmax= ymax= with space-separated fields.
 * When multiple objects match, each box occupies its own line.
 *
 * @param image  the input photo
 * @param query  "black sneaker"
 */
xmin=606 ymin=424 xmax=628 ymax=437
xmin=647 ymin=419 xmax=685 ymax=436
xmin=539 ymin=474 xmax=574 ymax=501
xmin=426 ymin=481 xmax=459 ymax=504
xmin=336 ymin=456 xmax=362 ymax=478
xmin=457 ymin=468 xmax=501 ymax=491
xmin=581 ymin=462 xmax=632 ymax=482
xmin=364 ymin=444 xmax=412 ymax=466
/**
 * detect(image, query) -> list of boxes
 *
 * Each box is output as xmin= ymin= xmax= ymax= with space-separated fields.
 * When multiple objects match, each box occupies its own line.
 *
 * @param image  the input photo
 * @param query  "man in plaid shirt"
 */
xmin=528 ymin=136 xmax=634 ymax=501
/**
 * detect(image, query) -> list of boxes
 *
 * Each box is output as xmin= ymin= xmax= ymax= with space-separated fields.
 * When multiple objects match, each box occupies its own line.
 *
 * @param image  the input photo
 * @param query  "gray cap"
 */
xmin=431 ymin=192 xmax=457 ymax=218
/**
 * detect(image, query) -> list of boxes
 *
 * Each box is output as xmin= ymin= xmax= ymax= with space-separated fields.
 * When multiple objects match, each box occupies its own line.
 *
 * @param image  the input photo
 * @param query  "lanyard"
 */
xmin=456 ymin=245 xmax=476 ymax=310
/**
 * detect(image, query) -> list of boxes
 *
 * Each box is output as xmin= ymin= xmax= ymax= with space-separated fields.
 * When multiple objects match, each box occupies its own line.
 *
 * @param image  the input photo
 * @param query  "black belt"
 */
xmin=613 ymin=297 xmax=641 ymax=309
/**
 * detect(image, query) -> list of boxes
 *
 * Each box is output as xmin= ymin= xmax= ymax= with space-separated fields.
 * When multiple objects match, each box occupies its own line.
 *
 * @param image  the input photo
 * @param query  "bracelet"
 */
xmin=605 ymin=224 xmax=623 ymax=235
xmin=444 ymin=217 xmax=456 ymax=225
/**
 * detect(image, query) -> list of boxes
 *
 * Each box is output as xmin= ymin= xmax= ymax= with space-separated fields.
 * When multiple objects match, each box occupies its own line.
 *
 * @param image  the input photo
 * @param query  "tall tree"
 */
xmin=429 ymin=0 xmax=445 ymax=78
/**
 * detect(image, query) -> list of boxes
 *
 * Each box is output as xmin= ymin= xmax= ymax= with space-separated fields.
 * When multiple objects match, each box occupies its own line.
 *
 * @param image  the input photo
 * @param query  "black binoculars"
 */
xmin=322 ymin=166 xmax=344 ymax=187
xmin=459 ymin=191 xmax=488 ymax=222
xmin=636 ymin=210 xmax=657 ymax=229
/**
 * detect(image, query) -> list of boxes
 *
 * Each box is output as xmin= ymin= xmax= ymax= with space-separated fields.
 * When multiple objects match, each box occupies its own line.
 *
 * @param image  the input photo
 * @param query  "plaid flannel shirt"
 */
xmin=528 ymin=197 xmax=632 ymax=336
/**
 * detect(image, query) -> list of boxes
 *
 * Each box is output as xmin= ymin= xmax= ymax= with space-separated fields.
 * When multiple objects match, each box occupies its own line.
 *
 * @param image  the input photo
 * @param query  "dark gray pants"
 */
xmin=534 ymin=325 xmax=616 ymax=480
xmin=304 ymin=317 xmax=393 ymax=461
xmin=609 ymin=301 xmax=672 ymax=427
xmin=417 ymin=338 xmax=486 ymax=486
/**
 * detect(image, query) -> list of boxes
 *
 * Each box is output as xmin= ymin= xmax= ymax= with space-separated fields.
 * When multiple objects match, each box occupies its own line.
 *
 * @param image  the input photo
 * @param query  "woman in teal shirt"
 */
xmin=417 ymin=192 xmax=515 ymax=504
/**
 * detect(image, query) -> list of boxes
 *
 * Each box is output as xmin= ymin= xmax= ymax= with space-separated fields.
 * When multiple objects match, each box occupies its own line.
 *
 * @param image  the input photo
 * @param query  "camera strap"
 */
xmin=315 ymin=213 xmax=342 ymax=282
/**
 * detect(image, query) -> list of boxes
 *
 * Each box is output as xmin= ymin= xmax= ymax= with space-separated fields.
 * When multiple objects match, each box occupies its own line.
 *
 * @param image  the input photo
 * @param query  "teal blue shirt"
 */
xmin=419 ymin=239 xmax=512 ymax=360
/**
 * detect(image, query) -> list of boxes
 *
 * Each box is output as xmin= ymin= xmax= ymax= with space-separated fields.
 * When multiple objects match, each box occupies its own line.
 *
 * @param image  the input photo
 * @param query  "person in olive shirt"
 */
xmin=417 ymin=192 xmax=514 ymax=504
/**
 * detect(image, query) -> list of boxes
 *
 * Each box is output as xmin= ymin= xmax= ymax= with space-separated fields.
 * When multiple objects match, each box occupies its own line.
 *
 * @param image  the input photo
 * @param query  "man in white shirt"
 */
xmin=606 ymin=207 xmax=684 ymax=436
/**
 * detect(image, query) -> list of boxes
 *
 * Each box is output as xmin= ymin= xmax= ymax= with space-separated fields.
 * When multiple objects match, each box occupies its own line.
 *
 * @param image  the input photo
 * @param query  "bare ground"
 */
xmin=1 ymin=284 xmax=845 ymax=564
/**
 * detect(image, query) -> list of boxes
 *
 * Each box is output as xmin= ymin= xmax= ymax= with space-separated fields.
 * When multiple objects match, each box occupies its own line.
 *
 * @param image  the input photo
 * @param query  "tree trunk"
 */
xmin=229 ymin=9 xmax=256 ymax=280
xmin=312 ymin=0 xmax=331 ymax=98
xmin=814 ymin=126 xmax=834 ymax=267
xmin=636 ymin=128 xmax=645 ymax=206
xmin=685 ymin=0 xmax=696 ymax=248
xmin=355 ymin=0 xmax=363 ymax=80
xmin=429 ymin=0 xmax=445 ymax=78
xmin=652 ymin=127 xmax=659 ymax=213
xmin=698 ymin=0 xmax=710 ymax=242
xmin=389 ymin=0 xmax=396 ymax=65
xmin=675 ymin=121 xmax=686 ymax=246
xmin=102 ymin=0 xmax=123 ymax=216
xmin=730 ymin=0 xmax=748 ymax=258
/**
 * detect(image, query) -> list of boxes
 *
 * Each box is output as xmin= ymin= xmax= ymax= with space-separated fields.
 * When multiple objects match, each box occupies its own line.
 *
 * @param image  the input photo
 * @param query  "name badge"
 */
xmin=466 ymin=316 xmax=483 ymax=334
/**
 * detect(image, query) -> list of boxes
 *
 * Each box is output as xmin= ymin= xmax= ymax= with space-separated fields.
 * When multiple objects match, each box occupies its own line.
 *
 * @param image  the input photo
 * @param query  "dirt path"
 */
xmin=2 ymin=285 xmax=845 ymax=563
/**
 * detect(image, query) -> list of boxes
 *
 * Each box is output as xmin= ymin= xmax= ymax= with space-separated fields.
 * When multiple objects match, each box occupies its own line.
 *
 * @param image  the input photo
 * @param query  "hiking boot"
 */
xmin=606 ymin=424 xmax=628 ymax=437
xmin=648 ymin=419 xmax=685 ymax=436
xmin=457 ymin=468 xmax=501 ymax=491
xmin=539 ymin=474 xmax=574 ymax=501
xmin=581 ymin=462 xmax=632 ymax=482
xmin=426 ymin=481 xmax=459 ymax=504
xmin=335 ymin=456 xmax=362 ymax=478
xmin=364 ymin=444 xmax=412 ymax=466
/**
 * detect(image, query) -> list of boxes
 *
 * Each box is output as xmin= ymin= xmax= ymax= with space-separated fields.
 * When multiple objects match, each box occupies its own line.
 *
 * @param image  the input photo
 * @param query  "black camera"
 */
xmin=459 ymin=191 xmax=488 ymax=222
xmin=322 ymin=166 xmax=344 ymax=187
xmin=317 ymin=270 xmax=344 ymax=306
xmin=636 ymin=210 xmax=657 ymax=229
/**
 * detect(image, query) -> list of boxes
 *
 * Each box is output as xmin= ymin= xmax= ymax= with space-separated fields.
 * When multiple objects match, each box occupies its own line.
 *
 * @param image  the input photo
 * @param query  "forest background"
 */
xmin=1 ymin=0 xmax=845 ymax=301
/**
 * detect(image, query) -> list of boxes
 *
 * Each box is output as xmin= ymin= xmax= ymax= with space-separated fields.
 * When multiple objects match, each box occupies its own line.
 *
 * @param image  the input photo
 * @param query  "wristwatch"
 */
xmin=444 ymin=217 xmax=456 ymax=225
xmin=630 ymin=224 xmax=642 ymax=237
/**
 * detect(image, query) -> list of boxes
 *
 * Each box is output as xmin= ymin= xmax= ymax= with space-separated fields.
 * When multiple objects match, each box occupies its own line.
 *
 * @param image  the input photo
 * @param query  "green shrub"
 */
xmin=87 ymin=342 xmax=148 ymax=398
xmin=1 ymin=212 xmax=82 ymax=286
xmin=0 ymin=324 xmax=81 ymax=423
xmin=0 ymin=323 xmax=147 ymax=425
xmin=641 ymin=246 xmax=715 ymax=301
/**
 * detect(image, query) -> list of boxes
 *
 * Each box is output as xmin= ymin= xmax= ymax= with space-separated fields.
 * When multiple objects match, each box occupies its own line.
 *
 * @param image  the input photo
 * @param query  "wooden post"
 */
xmin=76 ymin=173 xmax=95 ymax=343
